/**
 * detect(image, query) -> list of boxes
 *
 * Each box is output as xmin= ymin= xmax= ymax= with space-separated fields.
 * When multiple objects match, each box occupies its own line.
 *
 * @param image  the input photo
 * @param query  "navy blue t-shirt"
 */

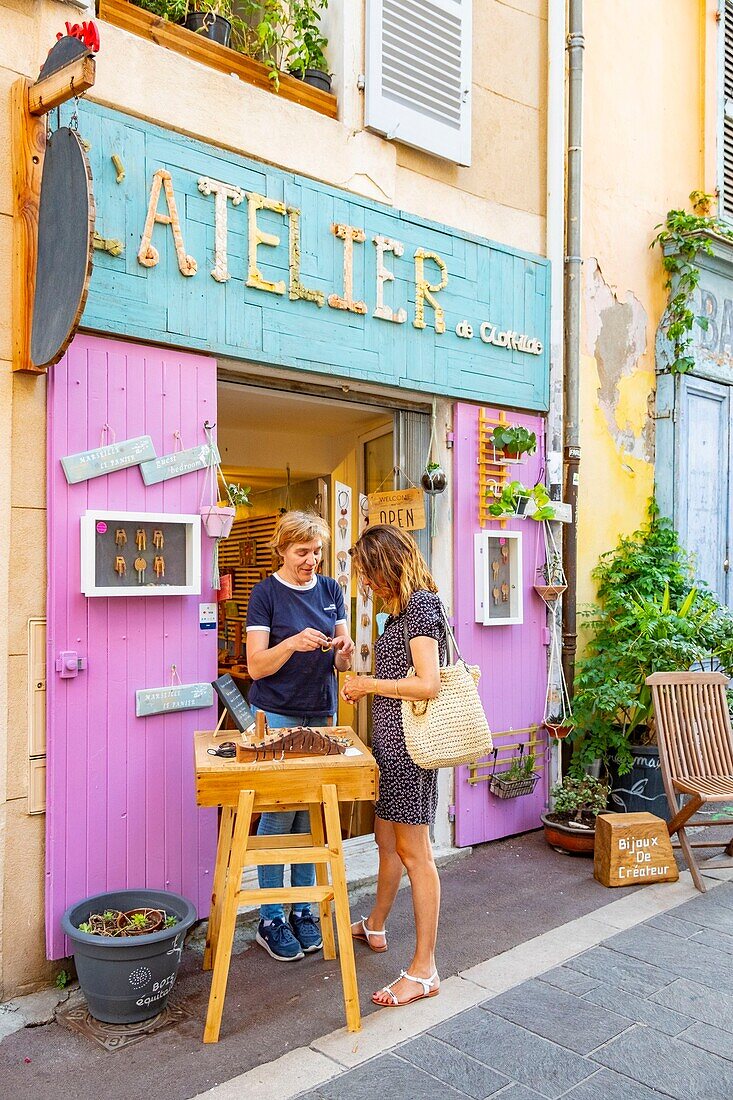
xmin=246 ymin=572 xmax=347 ymax=717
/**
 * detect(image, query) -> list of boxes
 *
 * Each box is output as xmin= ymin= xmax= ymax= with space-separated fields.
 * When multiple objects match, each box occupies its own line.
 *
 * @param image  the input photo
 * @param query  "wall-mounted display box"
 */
xmin=81 ymin=511 xmax=201 ymax=597
xmin=474 ymin=530 xmax=523 ymax=626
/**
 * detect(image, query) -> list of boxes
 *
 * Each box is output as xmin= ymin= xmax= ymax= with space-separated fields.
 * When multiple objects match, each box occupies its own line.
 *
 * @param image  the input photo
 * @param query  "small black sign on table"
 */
xmin=212 ymin=674 xmax=255 ymax=734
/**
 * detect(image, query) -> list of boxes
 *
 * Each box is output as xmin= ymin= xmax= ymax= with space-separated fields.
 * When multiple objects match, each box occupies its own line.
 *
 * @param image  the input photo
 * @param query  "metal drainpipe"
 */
xmin=561 ymin=0 xmax=584 ymax=696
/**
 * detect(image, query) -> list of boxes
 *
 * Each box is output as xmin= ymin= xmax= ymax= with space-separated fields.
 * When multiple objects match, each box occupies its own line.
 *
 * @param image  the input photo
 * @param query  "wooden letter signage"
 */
xmin=594 ymin=812 xmax=679 ymax=888
xmin=367 ymin=488 xmax=426 ymax=532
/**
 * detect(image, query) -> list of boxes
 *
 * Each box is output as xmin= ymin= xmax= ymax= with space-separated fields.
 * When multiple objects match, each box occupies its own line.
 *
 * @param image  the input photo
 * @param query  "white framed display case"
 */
xmin=474 ymin=530 xmax=523 ymax=626
xmin=81 ymin=510 xmax=202 ymax=597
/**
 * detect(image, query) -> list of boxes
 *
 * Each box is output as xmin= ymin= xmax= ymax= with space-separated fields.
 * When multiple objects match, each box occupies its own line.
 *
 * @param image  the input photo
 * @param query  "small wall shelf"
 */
xmin=474 ymin=529 xmax=523 ymax=626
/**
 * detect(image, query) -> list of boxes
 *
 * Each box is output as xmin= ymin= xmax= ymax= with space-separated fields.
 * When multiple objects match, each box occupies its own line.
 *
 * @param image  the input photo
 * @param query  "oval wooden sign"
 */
xmin=31 ymin=126 xmax=95 ymax=369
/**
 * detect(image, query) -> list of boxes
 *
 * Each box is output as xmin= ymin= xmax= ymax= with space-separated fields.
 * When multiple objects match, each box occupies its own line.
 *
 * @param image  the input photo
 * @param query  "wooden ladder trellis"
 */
xmin=478 ymin=408 xmax=513 ymax=529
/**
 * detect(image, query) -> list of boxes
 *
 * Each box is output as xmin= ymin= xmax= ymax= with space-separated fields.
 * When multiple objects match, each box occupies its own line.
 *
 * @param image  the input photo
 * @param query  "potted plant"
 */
xmin=134 ymin=0 xmax=188 ymax=20
xmin=534 ymin=553 xmax=567 ymax=603
xmin=182 ymin=0 xmax=237 ymax=45
xmin=491 ymin=424 xmax=537 ymax=463
xmin=542 ymin=775 xmax=610 ymax=855
xmin=487 ymin=481 xmax=555 ymax=521
xmin=568 ymin=505 xmax=733 ymax=817
xmin=488 ymin=746 xmax=539 ymax=800
xmin=226 ymin=481 xmax=254 ymax=511
xmin=287 ymin=0 xmax=331 ymax=92
xmin=421 ymin=461 xmax=447 ymax=494
xmin=62 ymin=888 xmax=196 ymax=1023
xmin=543 ymin=713 xmax=573 ymax=739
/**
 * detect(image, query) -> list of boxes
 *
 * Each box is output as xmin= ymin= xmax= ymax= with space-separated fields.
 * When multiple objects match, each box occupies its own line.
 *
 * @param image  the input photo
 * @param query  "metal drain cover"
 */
xmin=56 ymin=994 xmax=192 ymax=1052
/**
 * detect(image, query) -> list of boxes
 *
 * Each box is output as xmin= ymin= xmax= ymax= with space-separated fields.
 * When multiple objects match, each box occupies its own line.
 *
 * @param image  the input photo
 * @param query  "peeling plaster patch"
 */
xmin=584 ymin=259 xmax=654 ymax=463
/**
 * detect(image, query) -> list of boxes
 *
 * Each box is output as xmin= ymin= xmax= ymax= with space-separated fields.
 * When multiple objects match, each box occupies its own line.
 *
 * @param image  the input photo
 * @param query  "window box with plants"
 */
xmin=487 ymin=481 xmax=555 ymax=521
xmin=100 ymin=1 xmax=337 ymax=118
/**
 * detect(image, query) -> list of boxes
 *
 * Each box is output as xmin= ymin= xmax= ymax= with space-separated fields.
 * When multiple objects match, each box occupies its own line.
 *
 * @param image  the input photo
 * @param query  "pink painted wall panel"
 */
xmin=46 ymin=335 xmax=218 ymax=958
xmin=453 ymin=403 xmax=549 ymax=847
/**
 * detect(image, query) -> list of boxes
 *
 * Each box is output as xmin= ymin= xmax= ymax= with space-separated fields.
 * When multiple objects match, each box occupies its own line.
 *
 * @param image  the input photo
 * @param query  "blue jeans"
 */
xmin=254 ymin=709 xmax=332 ymax=921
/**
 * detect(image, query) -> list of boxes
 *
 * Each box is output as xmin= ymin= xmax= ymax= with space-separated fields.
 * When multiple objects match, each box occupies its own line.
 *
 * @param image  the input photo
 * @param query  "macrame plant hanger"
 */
xmin=538 ymin=519 xmax=572 ymax=769
xmin=201 ymin=423 xmax=235 ymax=590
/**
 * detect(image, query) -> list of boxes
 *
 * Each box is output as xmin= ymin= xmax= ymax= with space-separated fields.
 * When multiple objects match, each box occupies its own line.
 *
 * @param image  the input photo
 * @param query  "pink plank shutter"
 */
xmin=453 ymin=403 xmax=549 ymax=846
xmin=46 ymin=335 xmax=218 ymax=958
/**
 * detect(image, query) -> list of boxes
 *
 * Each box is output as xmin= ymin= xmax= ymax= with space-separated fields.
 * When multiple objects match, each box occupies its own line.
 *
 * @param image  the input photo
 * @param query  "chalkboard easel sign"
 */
xmin=213 ymin=674 xmax=255 ymax=734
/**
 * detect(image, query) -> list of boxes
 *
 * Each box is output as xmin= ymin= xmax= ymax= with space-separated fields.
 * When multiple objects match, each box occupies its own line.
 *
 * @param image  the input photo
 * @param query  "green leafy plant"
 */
xmin=568 ymin=503 xmax=733 ymax=778
xmin=55 ymin=969 xmax=71 ymax=989
xmin=491 ymin=424 xmax=537 ymax=458
xmin=487 ymin=481 xmax=554 ymax=521
xmin=78 ymin=922 xmax=91 ymax=934
xmin=500 ymin=750 xmax=535 ymax=782
xmin=130 ymin=912 xmax=149 ymax=929
xmin=225 ymin=482 xmax=253 ymax=508
xmin=164 ymin=915 xmax=178 ymax=929
xmin=134 ymin=0 xmax=188 ymax=19
xmin=537 ymin=552 xmax=564 ymax=586
xmin=651 ymin=191 xmax=733 ymax=375
xmin=550 ymin=775 xmax=609 ymax=825
xmin=286 ymin=0 xmax=329 ymax=77
xmin=427 ymin=461 xmax=442 ymax=472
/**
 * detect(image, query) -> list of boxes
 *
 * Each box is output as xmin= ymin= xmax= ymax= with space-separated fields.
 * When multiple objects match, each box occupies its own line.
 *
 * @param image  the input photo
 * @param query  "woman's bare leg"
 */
xmin=351 ymin=816 xmax=402 ymax=949
xmin=372 ymin=822 xmax=440 ymax=1005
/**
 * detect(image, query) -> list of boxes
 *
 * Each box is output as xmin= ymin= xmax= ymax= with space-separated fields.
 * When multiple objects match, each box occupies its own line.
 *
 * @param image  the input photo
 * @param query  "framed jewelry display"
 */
xmin=354 ymin=493 xmax=374 ymax=673
xmin=80 ymin=510 xmax=201 ymax=597
xmin=333 ymin=481 xmax=353 ymax=633
xmin=473 ymin=530 xmax=523 ymax=626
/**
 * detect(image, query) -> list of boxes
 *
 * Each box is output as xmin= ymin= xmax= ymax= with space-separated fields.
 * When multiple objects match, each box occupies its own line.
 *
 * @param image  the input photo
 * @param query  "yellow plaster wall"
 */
xmin=0 ymin=0 xmax=548 ymax=995
xmin=576 ymin=0 xmax=710 ymax=612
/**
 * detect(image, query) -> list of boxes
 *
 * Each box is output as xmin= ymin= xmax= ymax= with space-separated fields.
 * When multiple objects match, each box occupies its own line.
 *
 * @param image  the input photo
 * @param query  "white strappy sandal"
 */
xmin=372 ymin=969 xmax=440 ymax=1008
xmin=352 ymin=916 xmax=388 ymax=953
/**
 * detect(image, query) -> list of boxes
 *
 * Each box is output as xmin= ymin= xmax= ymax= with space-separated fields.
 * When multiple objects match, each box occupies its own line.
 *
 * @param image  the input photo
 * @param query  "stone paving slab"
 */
xmin=293 ymin=877 xmax=733 ymax=1100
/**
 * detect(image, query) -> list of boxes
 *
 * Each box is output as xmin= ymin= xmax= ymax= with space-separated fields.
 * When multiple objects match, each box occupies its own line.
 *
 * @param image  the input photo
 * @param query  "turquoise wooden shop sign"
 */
xmin=140 ymin=442 xmax=220 ymax=486
xmin=61 ymin=435 xmax=156 ymax=485
xmin=136 ymin=682 xmax=214 ymax=717
xmin=77 ymin=102 xmax=550 ymax=411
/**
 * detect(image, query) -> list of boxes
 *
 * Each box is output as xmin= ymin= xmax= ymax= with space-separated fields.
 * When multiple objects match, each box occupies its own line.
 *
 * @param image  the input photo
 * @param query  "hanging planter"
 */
xmin=534 ymin=582 xmax=567 ymax=603
xmin=491 ymin=424 xmax=537 ymax=466
xmin=201 ymin=505 xmax=236 ymax=539
xmin=421 ymin=463 xmax=447 ymax=494
xmin=544 ymin=716 xmax=573 ymax=740
xmin=488 ymin=745 xmax=540 ymax=800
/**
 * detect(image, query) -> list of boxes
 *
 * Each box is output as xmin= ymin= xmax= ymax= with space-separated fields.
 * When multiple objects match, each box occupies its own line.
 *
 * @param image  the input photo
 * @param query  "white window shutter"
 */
xmin=365 ymin=0 xmax=472 ymax=167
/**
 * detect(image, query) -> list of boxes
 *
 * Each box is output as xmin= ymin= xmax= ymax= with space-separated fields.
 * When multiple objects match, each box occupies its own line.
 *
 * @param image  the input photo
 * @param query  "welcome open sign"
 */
xmin=367 ymin=489 xmax=426 ymax=532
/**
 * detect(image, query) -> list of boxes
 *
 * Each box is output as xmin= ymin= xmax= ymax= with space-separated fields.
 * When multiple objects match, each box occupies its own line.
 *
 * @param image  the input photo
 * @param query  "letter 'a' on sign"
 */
xmin=367 ymin=488 xmax=426 ymax=531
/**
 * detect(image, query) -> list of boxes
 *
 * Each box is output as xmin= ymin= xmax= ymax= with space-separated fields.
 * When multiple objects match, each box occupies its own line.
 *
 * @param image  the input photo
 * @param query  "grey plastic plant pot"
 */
xmin=61 ymin=889 xmax=196 ymax=1024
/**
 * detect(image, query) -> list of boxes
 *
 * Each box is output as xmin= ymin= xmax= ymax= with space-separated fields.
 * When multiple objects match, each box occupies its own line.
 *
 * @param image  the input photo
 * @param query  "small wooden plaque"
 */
xmin=594 ymin=812 xmax=679 ymax=888
xmin=367 ymin=488 xmax=426 ymax=531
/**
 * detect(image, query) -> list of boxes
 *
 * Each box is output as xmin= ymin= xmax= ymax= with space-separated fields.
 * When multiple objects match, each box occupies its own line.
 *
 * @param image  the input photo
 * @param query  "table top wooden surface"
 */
xmin=194 ymin=726 xmax=378 ymax=808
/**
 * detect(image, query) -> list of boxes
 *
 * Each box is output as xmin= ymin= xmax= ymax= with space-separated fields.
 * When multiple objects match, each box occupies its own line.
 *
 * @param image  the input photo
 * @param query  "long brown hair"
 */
xmin=350 ymin=525 xmax=438 ymax=615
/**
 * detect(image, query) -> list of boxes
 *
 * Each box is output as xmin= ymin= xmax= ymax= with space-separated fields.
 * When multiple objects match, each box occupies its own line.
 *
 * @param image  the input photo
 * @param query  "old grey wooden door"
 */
xmin=676 ymin=376 xmax=732 ymax=604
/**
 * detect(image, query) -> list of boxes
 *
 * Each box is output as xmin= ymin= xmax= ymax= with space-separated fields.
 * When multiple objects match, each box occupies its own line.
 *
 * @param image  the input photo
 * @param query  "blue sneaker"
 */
xmin=289 ymin=909 xmax=323 ymax=953
xmin=256 ymin=918 xmax=304 ymax=961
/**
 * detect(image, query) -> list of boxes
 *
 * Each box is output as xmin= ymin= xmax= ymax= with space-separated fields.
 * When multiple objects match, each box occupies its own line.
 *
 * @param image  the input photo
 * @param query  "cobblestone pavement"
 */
xmin=295 ymin=882 xmax=733 ymax=1100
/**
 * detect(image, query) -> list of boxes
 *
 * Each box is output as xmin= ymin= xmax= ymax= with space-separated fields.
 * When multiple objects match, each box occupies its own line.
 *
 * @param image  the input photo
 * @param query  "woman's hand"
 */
xmin=341 ymin=674 xmax=374 ymax=704
xmin=333 ymin=634 xmax=356 ymax=669
xmin=290 ymin=627 xmax=331 ymax=653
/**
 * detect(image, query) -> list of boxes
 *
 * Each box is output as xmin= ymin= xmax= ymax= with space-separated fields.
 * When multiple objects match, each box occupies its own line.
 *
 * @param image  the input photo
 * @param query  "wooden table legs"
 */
xmin=202 ymin=784 xmax=361 ymax=1043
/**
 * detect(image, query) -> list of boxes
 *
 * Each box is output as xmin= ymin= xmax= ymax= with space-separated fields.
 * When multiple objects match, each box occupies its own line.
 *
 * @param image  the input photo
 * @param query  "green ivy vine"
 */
xmin=651 ymin=191 xmax=733 ymax=375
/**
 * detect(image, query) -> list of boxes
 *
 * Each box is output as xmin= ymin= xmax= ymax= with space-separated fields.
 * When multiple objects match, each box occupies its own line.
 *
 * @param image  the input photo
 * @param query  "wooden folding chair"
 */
xmin=647 ymin=671 xmax=733 ymax=891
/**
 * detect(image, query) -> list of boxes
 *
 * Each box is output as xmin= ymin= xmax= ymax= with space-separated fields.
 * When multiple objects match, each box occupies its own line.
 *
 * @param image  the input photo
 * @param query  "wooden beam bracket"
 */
xmin=28 ymin=55 xmax=96 ymax=117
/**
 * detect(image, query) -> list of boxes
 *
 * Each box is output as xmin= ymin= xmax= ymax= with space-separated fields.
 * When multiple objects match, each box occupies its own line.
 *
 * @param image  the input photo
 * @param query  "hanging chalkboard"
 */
xmin=31 ymin=126 xmax=95 ymax=369
xmin=212 ymin=674 xmax=255 ymax=734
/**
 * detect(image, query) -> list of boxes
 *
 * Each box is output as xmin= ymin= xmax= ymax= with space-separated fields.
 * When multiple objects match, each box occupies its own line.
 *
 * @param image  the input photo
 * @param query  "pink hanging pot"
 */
xmin=201 ymin=505 xmax=236 ymax=540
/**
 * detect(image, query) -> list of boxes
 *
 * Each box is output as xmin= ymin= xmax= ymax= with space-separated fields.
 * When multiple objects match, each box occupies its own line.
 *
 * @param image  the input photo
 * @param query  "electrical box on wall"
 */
xmin=474 ymin=530 xmax=523 ymax=626
xmin=80 ymin=511 xmax=201 ymax=597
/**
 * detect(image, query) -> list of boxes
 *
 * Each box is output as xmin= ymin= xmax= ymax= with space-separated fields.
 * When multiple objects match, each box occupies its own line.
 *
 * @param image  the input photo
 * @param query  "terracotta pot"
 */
xmin=544 ymin=721 xmax=572 ymax=740
xmin=541 ymin=812 xmax=596 ymax=856
xmin=201 ymin=505 xmax=235 ymax=539
xmin=534 ymin=583 xmax=567 ymax=603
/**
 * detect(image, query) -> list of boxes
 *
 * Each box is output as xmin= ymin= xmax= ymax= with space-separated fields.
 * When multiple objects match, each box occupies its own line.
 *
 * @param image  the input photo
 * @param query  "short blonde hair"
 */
xmin=269 ymin=510 xmax=331 ymax=563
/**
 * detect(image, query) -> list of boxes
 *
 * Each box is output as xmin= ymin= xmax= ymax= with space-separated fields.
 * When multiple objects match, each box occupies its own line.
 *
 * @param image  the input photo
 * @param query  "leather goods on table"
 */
xmin=236 ymin=726 xmax=350 ymax=762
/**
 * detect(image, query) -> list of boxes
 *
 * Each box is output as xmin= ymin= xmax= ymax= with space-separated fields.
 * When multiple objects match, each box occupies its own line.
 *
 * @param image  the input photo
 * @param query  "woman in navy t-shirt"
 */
xmin=246 ymin=511 xmax=355 ymax=962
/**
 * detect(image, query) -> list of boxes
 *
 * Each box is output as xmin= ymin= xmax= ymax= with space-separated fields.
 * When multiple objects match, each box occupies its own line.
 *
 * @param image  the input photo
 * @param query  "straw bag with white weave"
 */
xmin=401 ymin=606 xmax=492 ymax=769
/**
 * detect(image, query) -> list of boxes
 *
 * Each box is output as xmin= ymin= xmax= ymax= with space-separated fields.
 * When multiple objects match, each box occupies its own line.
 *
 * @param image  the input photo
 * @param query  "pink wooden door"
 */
xmin=453 ymin=403 xmax=549 ymax=846
xmin=46 ymin=335 xmax=218 ymax=958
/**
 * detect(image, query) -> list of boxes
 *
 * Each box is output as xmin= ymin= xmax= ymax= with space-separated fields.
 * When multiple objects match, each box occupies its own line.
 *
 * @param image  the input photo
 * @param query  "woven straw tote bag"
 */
xmin=401 ymin=605 xmax=492 ymax=769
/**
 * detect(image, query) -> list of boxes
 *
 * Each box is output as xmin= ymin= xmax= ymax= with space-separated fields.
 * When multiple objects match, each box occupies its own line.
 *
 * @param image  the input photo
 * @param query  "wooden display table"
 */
xmin=194 ymin=727 xmax=377 ymax=1043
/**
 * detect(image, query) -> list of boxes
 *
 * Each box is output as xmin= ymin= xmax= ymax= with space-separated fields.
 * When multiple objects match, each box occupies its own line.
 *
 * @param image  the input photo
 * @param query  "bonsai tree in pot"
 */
xmin=542 ymin=775 xmax=610 ymax=855
xmin=567 ymin=503 xmax=733 ymax=812
xmin=491 ymin=423 xmax=537 ymax=463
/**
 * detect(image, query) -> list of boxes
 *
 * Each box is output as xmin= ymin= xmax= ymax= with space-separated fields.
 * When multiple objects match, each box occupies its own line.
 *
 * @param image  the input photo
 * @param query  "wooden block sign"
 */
xmin=61 ymin=435 xmax=156 ymax=484
xmin=367 ymin=488 xmax=425 ymax=531
xmin=594 ymin=812 xmax=679 ymax=888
